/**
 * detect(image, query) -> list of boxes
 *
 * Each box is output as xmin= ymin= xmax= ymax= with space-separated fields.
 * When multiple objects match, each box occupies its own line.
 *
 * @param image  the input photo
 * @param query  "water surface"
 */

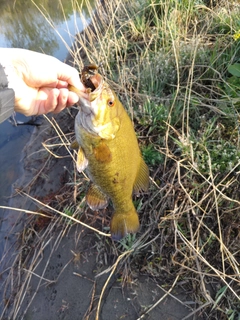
xmin=0 ymin=0 xmax=95 ymax=263
xmin=0 ymin=0 xmax=94 ymax=209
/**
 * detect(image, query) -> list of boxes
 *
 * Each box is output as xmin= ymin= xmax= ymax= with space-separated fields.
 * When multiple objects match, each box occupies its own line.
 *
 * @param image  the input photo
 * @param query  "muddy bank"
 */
xmin=0 ymin=3 xmax=204 ymax=318
xmin=0 ymin=109 xmax=201 ymax=320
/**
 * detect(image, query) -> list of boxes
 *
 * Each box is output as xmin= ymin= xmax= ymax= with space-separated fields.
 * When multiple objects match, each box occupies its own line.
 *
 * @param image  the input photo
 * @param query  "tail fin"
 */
xmin=110 ymin=208 xmax=140 ymax=241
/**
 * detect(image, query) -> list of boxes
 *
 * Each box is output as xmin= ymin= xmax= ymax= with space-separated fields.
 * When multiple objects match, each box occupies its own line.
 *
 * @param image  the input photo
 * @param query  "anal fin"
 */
xmin=86 ymin=184 xmax=108 ymax=211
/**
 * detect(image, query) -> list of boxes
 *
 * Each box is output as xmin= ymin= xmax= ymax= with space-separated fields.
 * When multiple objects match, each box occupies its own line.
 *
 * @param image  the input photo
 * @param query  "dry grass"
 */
xmin=0 ymin=0 xmax=240 ymax=319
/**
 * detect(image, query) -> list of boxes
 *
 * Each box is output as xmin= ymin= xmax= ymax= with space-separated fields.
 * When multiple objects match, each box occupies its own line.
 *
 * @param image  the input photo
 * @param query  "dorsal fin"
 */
xmin=133 ymin=158 xmax=149 ymax=194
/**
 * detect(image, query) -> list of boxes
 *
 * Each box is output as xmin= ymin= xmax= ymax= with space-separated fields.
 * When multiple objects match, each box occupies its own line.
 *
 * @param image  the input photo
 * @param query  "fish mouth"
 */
xmin=76 ymin=73 xmax=105 ymax=135
xmin=76 ymin=73 xmax=117 ymax=139
xmin=88 ymin=74 xmax=104 ymax=101
xmin=78 ymin=73 xmax=104 ymax=115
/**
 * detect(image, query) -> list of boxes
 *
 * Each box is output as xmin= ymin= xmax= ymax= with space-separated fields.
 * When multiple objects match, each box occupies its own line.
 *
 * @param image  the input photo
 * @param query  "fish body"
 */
xmin=71 ymin=73 xmax=149 ymax=240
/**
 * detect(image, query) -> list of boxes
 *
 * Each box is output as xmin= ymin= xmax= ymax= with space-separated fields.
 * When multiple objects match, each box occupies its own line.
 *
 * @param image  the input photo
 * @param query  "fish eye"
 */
xmin=107 ymin=99 xmax=115 ymax=107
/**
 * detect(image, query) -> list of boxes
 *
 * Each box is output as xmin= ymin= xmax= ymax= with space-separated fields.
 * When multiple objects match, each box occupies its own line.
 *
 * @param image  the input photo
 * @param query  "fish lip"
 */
xmin=77 ymin=97 xmax=92 ymax=115
xmin=78 ymin=74 xmax=104 ymax=116
xmin=88 ymin=74 xmax=104 ymax=105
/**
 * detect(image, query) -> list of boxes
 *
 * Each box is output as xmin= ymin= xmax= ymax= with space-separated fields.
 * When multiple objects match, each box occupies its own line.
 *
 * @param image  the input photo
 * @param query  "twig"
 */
xmin=14 ymin=190 xmax=111 ymax=238
xmin=95 ymin=250 xmax=133 ymax=320
xmin=136 ymin=275 xmax=180 ymax=319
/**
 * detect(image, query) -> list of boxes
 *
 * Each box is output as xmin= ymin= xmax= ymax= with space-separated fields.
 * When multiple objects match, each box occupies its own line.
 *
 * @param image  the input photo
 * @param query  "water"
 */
xmin=0 ymin=0 xmax=95 ymax=272
xmin=0 ymin=2 xmax=95 ymax=315
xmin=0 ymin=0 xmax=94 ymax=210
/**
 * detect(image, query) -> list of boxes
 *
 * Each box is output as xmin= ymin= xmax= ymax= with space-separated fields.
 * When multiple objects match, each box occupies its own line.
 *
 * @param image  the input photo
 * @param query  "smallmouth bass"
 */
xmin=69 ymin=69 xmax=149 ymax=240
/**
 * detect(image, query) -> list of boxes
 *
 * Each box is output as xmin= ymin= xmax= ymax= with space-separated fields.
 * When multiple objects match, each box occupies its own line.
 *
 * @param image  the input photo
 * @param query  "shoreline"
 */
xmin=0 ymin=23 xmax=195 ymax=320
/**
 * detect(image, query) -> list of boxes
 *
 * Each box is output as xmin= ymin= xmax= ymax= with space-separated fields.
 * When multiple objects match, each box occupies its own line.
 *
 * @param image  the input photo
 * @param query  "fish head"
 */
xmin=77 ymin=74 xmax=121 ymax=139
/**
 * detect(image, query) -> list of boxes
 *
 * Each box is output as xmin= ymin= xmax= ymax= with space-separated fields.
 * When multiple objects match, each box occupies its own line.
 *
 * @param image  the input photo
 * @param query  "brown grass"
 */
xmin=1 ymin=0 xmax=240 ymax=319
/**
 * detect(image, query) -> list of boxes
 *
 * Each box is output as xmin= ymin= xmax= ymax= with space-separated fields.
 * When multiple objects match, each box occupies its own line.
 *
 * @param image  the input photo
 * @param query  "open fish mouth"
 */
xmin=77 ymin=73 xmax=104 ymax=116
xmin=75 ymin=73 xmax=108 ymax=136
xmin=81 ymin=73 xmax=114 ymax=119
xmin=74 ymin=66 xmax=118 ymax=139
xmin=88 ymin=74 xmax=104 ymax=102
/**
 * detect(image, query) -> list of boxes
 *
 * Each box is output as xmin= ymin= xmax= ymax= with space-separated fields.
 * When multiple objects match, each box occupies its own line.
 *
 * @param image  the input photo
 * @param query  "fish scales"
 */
xmin=76 ymin=106 xmax=142 ymax=210
xmin=70 ymin=72 xmax=149 ymax=240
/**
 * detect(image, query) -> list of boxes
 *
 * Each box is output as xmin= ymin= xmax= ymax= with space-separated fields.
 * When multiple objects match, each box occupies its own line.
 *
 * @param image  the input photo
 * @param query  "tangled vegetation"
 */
xmin=1 ymin=0 xmax=239 ymax=319
xmin=71 ymin=1 xmax=240 ymax=318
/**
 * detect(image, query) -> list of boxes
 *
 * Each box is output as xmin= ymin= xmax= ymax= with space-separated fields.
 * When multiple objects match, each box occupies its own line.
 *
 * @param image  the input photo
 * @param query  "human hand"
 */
xmin=0 ymin=48 xmax=86 ymax=116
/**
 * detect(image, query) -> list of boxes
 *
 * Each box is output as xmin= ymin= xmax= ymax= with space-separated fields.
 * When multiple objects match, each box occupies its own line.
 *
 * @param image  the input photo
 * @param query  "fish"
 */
xmin=69 ymin=69 xmax=149 ymax=240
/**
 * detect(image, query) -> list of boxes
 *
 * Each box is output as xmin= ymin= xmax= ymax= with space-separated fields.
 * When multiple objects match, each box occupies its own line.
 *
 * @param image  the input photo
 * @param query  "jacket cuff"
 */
xmin=0 ymin=64 xmax=15 ymax=123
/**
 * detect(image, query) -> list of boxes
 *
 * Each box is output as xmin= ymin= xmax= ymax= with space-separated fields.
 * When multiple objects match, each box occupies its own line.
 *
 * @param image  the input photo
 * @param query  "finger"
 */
xmin=56 ymin=80 xmax=68 ymax=89
xmin=67 ymin=91 xmax=80 ymax=107
xmin=39 ymin=88 xmax=59 ymax=115
xmin=53 ymin=88 xmax=68 ymax=113
xmin=35 ymin=88 xmax=79 ymax=116
xmin=57 ymin=63 xmax=85 ymax=91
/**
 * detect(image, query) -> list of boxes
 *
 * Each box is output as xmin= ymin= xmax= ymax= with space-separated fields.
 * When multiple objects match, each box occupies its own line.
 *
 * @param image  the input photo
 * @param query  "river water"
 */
xmin=0 ymin=0 xmax=94 ymax=211
xmin=0 ymin=0 xmax=95 ymax=270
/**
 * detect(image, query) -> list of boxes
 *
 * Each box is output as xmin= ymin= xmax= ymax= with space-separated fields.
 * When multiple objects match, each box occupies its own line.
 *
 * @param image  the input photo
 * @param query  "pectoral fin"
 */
xmin=93 ymin=141 xmax=112 ymax=163
xmin=86 ymin=184 xmax=108 ymax=210
xmin=133 ymin=158 xmax=149 ymax=194
xmin=70 ymin=140 xmax=79 ymax=150
xmin=76 ymin=147 xmax=88 ymax=172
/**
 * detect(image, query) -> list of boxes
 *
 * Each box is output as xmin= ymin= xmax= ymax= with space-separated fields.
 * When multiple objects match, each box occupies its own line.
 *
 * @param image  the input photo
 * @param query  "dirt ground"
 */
xmin=0 ymin=111 xmax=204 ymax=320
xmin=17 ymin=226 xmax=196 ymax=320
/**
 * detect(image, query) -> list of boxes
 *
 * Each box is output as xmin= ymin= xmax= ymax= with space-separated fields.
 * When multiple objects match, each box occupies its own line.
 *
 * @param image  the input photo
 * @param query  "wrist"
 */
xmin=0 ymin=61 xmax=16 ymax=91
xmin=0 ymin=63 xmax=15 ymax=123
